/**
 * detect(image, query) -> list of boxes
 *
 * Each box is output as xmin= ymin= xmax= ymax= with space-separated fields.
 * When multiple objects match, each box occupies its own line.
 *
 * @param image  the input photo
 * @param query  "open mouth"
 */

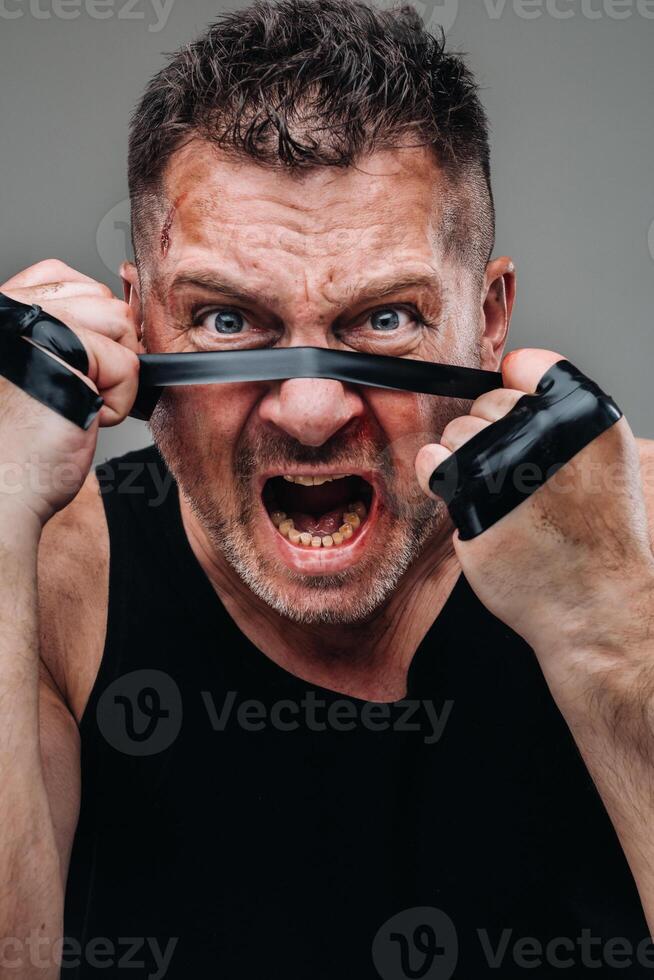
xmin=262 ymin=472 xmax=375 ymax=549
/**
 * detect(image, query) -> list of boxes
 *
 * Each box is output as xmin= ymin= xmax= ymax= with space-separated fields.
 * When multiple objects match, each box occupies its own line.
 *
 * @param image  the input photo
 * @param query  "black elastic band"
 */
xmin=0 ymin=331 xmax=103 ymax=430
xmin=0 ymin=292 xmax=90 ymax=374
xmin=0 ymin=292 xmax=102 ymax=429
xmin=429 ymin=360 xmax=622 ymax=540
xmin=132 ymin=348 xmax=503 ymax=420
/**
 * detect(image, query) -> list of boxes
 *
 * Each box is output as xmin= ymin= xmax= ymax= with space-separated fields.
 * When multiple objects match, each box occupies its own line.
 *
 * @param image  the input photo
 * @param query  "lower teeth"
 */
xmin=271 ymin=500 xmax=368 ymax=547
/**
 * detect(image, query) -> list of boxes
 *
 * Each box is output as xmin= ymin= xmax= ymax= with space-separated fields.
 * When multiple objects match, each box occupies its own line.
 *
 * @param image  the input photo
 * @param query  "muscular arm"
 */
xmin=585 ymin=438 xmax=654 ymax=932
xmin=530 ymin=439 xmax=654 ymax=934
xmin=0 ymin=473 xmax=107 ymax=978
xmin=0 ymin=506 xmax=67 ymax=978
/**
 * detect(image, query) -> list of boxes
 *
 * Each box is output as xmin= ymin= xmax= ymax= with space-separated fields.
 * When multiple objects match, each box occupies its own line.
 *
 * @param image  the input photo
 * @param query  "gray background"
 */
xmin=1 ymin=0 xmax=652 ymax=462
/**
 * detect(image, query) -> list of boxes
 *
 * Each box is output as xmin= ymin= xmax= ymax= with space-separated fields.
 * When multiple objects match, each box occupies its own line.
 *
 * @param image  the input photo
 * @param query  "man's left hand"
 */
xmin=416 ymin=347 xmax=654 ymax=928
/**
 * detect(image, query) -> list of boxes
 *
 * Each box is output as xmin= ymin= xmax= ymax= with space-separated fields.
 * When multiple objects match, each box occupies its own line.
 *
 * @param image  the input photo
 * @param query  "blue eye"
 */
xmin=370 ymin=308 xmax=401 ymax=331
xmin=207 ymin=309 xmax=245 ymax=334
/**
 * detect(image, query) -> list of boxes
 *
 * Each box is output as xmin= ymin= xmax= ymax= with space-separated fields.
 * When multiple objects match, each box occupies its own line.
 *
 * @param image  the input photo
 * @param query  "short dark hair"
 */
xmin=127 ymin=0 xmax=495 ymax=275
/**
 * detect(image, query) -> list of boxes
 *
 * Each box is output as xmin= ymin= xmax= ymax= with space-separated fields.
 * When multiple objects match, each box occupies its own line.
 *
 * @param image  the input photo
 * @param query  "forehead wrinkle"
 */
xmin=175 ymin=174 xmax=366 ymax=234
xmin=171 ymin=165 xmax=408 ymax=242
xmin=233 ymin=191 xmax=355 ymax=222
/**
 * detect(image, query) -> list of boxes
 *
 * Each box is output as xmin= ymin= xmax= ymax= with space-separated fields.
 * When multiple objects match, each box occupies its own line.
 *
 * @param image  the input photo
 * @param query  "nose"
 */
xmin=258 ymin=377 xmax=365 ymax=446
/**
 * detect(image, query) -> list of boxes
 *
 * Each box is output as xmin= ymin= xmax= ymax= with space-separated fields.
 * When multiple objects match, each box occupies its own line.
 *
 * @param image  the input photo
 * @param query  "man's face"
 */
xmin=133 ymin=142 xmax=507 ymax=624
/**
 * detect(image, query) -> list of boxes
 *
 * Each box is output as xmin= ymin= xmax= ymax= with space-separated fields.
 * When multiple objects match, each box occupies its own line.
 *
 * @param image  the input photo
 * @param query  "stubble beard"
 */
xmin=151 ymin=395 xmax=466 ymax=625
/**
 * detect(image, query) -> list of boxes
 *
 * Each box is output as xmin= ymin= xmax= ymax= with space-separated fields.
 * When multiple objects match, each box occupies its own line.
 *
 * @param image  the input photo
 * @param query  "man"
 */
xmin=1 ymin=0 xmax=654 ymax=976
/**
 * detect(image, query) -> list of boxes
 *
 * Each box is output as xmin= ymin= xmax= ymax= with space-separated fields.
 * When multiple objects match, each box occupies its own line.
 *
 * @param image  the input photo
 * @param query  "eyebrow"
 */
xmin=166 ymin=272 xmax=278 ymax=308
xmin=165 ymin=269 xmax=442 ymax=311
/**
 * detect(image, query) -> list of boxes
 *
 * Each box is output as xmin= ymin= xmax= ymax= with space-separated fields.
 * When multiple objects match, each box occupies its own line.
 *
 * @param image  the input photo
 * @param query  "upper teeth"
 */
xmin=283 ymin=474 xmax=352 ymax=486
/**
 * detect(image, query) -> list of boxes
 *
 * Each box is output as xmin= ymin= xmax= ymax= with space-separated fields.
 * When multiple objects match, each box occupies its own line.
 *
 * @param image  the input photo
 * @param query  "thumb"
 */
xmin=501 ymin=348 xmax=565 ymax=392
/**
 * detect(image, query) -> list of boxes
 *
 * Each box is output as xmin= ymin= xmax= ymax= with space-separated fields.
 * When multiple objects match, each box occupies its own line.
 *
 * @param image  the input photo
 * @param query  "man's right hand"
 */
xmin=0 ymin=259 xmax=141 ymax=526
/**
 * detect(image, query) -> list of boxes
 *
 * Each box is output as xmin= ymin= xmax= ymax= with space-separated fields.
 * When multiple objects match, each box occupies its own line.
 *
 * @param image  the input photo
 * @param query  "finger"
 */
xmin=470 ymin=387 xmax=525 ymax=423
xmin=22 ymin=323 xmax=139 ymax=426
xmin=2 ymin=259 xmax=100 ymax=290
xmin=73 ymin=327 xmax=140 ymax=425
xmin=2 ymin=280 xmax=114 ymax=304
xmin=441 ymin=415 xmax=491 ymax=452
xmin=37 ymin=296 xmax=142 ymax=354
xmin=501 ymin=348 xmax=565 ymax=393
xmin=415 ymin=443 xmax=452 ymax=498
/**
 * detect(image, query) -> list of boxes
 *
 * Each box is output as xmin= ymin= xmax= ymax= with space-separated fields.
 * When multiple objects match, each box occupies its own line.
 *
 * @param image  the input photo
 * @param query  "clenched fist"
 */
xmin=416 ymin=348 xmax=654 ymax=707
xmin=0 ymin=259 xmax=142 ymax=525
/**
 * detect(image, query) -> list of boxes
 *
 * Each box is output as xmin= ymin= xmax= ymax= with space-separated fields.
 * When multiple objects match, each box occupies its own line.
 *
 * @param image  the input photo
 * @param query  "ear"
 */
xmin=479 ymin=257 xmax=516 ymax=371
xmin=120 ymin=261 xmax=144 ymax=339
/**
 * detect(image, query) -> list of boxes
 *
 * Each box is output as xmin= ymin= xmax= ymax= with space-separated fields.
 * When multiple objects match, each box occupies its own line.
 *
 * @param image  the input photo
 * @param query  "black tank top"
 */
xmin=63 ymin=444 xmax=650 ymax=978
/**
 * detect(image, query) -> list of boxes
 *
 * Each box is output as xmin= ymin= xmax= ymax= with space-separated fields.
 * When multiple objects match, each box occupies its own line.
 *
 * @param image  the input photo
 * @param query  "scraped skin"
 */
xmin=122 ymin=142 xmax=514 ymax=699
xmin=160 ymin=205 xmax=174 ymax=258
xmin=159 ymin=192 xmax=189 ymax=259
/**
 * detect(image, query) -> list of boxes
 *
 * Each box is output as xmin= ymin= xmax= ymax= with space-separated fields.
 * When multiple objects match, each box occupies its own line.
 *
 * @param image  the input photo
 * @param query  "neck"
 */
xmin=180 ymin=497 xmax=461 ymax=702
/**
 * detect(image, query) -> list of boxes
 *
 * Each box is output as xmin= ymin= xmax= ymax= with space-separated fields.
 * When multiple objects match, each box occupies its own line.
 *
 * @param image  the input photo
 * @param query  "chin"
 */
xmin=219 ymin=506 xmax=438 ymax=625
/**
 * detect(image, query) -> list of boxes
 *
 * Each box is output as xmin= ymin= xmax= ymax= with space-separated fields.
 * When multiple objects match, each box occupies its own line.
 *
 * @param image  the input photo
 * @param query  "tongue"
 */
xmin=290 ymin=506 xmax=347 ymax=536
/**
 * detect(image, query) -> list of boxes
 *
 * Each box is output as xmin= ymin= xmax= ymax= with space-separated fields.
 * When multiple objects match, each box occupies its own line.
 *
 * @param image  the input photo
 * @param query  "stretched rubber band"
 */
xmin=131 ymin=347 xmax=503 ymax=420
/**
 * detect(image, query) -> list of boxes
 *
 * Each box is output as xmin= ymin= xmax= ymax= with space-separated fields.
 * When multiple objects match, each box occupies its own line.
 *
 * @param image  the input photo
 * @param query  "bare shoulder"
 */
xmin=38 ymin=468 xmax=109 ymax=723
